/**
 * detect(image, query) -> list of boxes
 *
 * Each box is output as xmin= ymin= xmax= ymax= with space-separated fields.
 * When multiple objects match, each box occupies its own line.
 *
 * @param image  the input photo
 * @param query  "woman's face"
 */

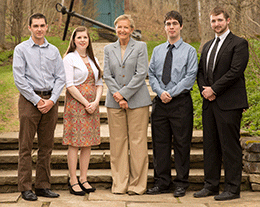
xmin=74 ymin=31 xmax=89 ymax=50
xmin=116 ymin=19 xmax=134 ymax=42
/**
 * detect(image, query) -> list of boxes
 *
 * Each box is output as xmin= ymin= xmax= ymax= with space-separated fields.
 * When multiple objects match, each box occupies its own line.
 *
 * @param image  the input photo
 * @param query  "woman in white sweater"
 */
xmin=63 ymin=26 xmax=103 ymax=196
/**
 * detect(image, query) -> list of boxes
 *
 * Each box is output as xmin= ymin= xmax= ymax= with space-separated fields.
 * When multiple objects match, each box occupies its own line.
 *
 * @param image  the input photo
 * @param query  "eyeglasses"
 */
xmin=165 ymin=22 xmax=179 ymax=27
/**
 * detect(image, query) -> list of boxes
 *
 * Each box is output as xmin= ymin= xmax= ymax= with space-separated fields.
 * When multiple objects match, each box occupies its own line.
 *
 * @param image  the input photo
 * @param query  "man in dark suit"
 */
xmin=194 ymin=7 xmax=249 ymax=201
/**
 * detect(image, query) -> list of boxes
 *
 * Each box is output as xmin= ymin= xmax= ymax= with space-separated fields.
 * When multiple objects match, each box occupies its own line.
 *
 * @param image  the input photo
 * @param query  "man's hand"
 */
xmin=202 ymin=86 xmax=216 ymax=101
xmin=160 ymin=91 xmax=172 ymax=104
xmin=119 ymin=99 xmax=128 ymax=109
xmin=113 ymin=92 xmax=124 ymax=103
xmin=37 ymin=99 xmax=54 ymax=114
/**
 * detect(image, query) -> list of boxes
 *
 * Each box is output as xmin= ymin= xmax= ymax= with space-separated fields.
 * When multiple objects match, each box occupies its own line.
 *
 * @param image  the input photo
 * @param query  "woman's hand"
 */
xmin=86 ymin=102 xmax=98 ymax=114
xmin=119 ymin=99 xmax=128 ymax=109
xmin=113 ymin=92 xmax=124 ymax=102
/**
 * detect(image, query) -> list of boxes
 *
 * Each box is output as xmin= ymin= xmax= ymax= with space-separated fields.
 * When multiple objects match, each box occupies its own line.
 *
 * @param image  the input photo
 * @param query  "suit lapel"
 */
xmin=112 ymin=40 xmax=122 ymax=64
xmin=214 ymin=32 xmax=233 ymax=70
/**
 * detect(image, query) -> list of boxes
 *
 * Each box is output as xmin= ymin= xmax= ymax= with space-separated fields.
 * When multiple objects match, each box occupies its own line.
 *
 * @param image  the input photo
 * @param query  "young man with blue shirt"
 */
xmin=13 ymin=13 xmax=65 ymax=201
xmin=147 ymin=10 xmax=198 ymax=197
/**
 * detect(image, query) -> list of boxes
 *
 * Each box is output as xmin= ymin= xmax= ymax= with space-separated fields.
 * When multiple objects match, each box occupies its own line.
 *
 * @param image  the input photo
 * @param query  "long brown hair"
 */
xmin=64 ymin=26 xmax=102 ymax=79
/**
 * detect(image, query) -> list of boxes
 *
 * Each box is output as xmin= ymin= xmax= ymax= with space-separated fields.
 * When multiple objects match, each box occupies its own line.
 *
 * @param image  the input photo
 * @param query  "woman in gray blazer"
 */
xmin=103 ymin=14 xmax=151 ymax=195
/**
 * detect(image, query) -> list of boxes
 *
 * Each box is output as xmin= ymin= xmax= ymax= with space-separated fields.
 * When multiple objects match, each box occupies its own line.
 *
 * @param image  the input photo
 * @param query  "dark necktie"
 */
xmin=207 ymin=37 xmax=220 ymax=85
xmin=162 ymin=44 xmax=175 ymax=85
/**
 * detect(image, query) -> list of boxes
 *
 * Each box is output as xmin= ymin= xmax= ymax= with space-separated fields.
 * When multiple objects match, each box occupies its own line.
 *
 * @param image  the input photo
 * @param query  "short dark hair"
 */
xmin=164 ymin=10 xmax=183 ymax=27
xmin=210 ymin=7 xmax=230 ymax=20
xmin=29 ymin=13 xmax=47 ymax=26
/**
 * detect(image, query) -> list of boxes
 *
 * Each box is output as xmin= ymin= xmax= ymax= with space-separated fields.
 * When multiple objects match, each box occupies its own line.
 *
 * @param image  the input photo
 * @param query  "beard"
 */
xmin=214 ymin=24 xmax=228 ymax=35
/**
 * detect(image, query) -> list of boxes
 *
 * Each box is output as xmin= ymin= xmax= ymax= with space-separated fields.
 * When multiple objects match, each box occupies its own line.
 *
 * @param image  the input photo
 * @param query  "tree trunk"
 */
xmin=251 ymin=0 xmax=260 ymax=34
xmin=0 ymin=0 xmax=7 ymax=48
xmin=198 ymin=0 xmax=216 ymax=53
xmin=12 ymin=0 xmax=23 ymax=45
xmin=179 ymin=0 xmax=201 ymax=43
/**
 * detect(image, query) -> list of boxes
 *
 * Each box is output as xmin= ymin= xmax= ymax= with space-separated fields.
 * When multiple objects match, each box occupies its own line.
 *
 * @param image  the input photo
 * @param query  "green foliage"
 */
xmin=0 ymin=50 xmax=13 ymax=62
xmin=241 ymin=46 xmax=260 ymax=136
xmin=45 ymin=36 xmax=70 ymax=56
xmin=89 ymin=28 xmax=100 ymax=42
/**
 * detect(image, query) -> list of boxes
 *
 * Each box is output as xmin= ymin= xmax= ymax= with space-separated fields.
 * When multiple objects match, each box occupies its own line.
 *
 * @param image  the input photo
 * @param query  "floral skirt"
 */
xmin=63 ymin=67 xmax=101 ymax=147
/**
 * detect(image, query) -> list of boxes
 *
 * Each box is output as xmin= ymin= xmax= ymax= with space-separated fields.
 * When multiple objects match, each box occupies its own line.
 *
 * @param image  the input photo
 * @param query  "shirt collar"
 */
xmin=29 ymin=36 xmax=49 ymax=48
xmin=167 ymin=38 xmax=183 ymax=49
xmin=215 ymin=29 xmax=230 ymax=42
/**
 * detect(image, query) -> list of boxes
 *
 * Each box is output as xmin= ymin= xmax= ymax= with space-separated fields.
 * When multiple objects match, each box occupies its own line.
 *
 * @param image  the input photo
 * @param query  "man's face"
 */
xmin=210 ymin=13 xmax=230 ymax=36
xmin=164 ymin=18 xmax=183 ymax=41
xmin=28 ymin=18 xmax=48 ymax=42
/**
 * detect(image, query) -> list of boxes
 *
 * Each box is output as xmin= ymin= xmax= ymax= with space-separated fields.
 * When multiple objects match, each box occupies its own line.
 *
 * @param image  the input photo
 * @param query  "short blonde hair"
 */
xmin=114 ymin=14 xmax=135 ymax=29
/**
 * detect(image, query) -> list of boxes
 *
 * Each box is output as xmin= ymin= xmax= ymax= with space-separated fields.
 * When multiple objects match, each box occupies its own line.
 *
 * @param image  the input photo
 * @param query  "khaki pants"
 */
xmin=18 ymin=94 xmax=58 ymax=191
xmin=107 ymin=106 xmax=149 ymax=194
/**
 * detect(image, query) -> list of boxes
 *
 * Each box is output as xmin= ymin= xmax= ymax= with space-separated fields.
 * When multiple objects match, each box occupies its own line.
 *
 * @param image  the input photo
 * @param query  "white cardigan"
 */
xmin=63 ymin=50 xmax=103 ymax=88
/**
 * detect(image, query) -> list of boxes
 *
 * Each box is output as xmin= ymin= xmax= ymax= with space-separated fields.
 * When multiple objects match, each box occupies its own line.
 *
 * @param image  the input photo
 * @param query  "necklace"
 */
xmin=80 ymin=54 xmax=87 ymax=58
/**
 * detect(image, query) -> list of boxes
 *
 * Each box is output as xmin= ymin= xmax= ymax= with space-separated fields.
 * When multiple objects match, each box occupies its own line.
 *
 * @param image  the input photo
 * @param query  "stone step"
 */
xmin=0 ymin=124 xmax=204 ymax=150
xmin=0 ymin=148 xmax=204 ymax=170
xmin=0 ymin=169 xmax=250 ymax=193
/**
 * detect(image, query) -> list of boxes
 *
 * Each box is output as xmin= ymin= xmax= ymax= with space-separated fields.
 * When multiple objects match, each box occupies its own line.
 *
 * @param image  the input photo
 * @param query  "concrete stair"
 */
xmin=0 ymin=42 xmax=251 ymax=193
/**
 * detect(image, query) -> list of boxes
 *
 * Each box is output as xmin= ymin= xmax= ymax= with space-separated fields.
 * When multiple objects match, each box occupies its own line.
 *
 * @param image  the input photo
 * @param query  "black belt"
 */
xmin=34 ymin=90 xmax=52 ymax=96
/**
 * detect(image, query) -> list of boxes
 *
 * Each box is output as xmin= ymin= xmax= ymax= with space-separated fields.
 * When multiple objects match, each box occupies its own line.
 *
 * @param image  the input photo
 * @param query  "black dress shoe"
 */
xmin=174 ymin=186 xmax=186 ymax=197
xmin=21 ymin=190 xmax=38 ymax=201
xmin=35 ymin=188 xmax=60 ymax=198
xmin=78 ymin=178 xmax=96 ymax=193
xmin=68 ymin=178 xmax=86 ymax=196
xmin=214 ymin=191 xmax=240 ymax=201
xmin=146 ymin=186 xmax=170 ymax=195
xmin=193 ymin=188 xmax=219 ymax=198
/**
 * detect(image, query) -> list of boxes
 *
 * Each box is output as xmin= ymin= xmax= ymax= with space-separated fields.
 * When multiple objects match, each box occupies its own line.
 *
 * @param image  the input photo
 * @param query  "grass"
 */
xmin=0 ymin=36 xmax=259 ymax=135
xmin=0 ymin=64 xmax=19 ymax=132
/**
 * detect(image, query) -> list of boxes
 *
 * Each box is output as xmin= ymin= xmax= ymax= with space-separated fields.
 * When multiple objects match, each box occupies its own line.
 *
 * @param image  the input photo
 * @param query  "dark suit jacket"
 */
xmin=197 ymin=32 xmax=249 ymax=110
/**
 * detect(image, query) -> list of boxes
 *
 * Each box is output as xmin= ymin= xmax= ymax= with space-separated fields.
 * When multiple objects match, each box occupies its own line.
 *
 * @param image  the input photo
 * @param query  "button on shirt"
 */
xmin=13 ymin=37 xmax=65 ymax=105
xmin=149 ymin=38 xmax=198 ymax=98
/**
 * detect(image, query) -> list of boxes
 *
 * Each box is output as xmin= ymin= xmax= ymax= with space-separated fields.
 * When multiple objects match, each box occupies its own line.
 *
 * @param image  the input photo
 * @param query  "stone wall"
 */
xmin=242 ymin=137 xmax=260 ymax=191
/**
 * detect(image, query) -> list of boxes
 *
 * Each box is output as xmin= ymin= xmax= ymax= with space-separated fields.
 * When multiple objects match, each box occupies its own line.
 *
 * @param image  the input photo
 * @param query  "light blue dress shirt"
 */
xmin=149 ymin=38 xmax=198 ymax=98
xmin=13 ymin=37 xmax=65 ymax=105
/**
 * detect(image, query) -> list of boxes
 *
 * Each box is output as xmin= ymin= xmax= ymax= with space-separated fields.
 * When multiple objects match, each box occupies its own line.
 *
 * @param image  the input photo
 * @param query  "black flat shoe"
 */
xmin=68 ymin=178 xmax=86 ymax=196
xmin=21 ymin=190 xmax=38 ymax=201
xmin=78 ymin=178 xmax=96 ymax=193
xmin=35 ymin=188 xmax=60 ymax=198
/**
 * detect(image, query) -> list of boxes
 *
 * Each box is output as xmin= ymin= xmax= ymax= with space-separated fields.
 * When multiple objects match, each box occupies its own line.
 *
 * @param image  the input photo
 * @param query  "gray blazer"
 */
xmin=103 ymin=38 xmax=152 ymax=109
